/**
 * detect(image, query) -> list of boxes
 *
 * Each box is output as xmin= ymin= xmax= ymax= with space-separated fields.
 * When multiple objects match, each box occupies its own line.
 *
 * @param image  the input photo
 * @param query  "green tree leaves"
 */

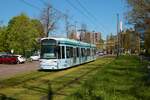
xmin=0 ymin=13 xmax=44 ymax=55
xmin=0 ymin=26 xmax=8 ymax=51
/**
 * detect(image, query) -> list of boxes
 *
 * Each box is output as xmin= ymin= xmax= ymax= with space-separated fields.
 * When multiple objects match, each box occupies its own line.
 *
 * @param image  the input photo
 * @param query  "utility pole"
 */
xmin=93 ymin=31 xmax=95 ymax=44
xmin=117 ymin=13 xmax=119 ymax=57
xmin=79 ymin=24 xmax=87 ymax=42
xmin=46 ymin=6 xmax=50 ymax=37
xmin=120 ymin=21 xmax=123 ymax=54
xmin=74 ymin=21 xmax=77 ymax=39
xmin=65 ymin=14 xmax=69 ymax=38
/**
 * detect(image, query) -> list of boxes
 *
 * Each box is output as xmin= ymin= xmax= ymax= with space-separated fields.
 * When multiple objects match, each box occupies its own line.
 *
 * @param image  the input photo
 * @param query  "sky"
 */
xmin=0 ymin=0 xmax=126 ymax=39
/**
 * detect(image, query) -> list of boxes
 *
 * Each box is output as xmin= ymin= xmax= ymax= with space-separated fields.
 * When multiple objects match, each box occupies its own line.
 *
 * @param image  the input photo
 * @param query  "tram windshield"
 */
xmin=41 ymin=45 xmax=58 ymax=59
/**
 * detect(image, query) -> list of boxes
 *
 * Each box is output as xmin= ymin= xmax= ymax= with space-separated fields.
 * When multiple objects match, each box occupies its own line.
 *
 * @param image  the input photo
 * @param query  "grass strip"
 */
xmin=68 ymin=55 xmax=150 ymax=100
xmin=0 ymin=57 xmax=113 ymax=100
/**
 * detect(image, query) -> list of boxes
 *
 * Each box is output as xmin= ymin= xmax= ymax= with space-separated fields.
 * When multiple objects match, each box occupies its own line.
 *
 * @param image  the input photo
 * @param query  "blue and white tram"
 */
xmin=39 ymin=37 xmax=96 ymax=70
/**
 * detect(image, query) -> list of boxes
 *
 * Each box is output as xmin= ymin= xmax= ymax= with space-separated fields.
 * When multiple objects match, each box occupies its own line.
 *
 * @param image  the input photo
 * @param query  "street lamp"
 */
xmin=117 ymin=13 xmax=119 ymax=57
xmin=93 ymin=31 xmax=95 ymax=44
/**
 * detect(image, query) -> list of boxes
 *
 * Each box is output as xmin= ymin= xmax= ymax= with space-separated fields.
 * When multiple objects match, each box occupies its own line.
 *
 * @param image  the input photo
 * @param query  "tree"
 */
xmin=31 ymin=19 xmax=44 ymax=38
xmin=40 ymin=4 xmax=59 ymax=37
xmin=126 ymin=0 xmax=150 ymax=25
xmin=0 ymin=26 xmax=8 ymax=51
xmin=123 ymin=30 xmax=130 ymax=50
xmin=69 ymin=31 xmax=76 ymax=39
xmin=145 ymin=28 xmax=150 ymax=54
xmin=7 ymin=13 xmax=42 ymax=55
xmin=106 ymin=34 xmax=116 ymax=54
xmin=126 ymin=0 xmax=150 ymax=54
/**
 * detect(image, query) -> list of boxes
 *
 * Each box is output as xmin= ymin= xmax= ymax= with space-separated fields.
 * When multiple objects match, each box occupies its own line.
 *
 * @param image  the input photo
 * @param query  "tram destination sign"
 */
xmin=41 ymin=39 xmax=57 ymax=45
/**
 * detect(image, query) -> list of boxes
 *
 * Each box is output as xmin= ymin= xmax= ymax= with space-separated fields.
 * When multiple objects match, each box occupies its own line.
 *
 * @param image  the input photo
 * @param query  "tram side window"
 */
xmin=66 ymin=47 xmax=73 ymax=58
xmin=66 ymin=47 xmax=70 ymax=58
xmin=86 ymin=49 xmax=88 ymax=56
xmin=91 ymin=49 xmax=94 ymax=56
xmin=90 ymin=48 xmax=91 ymax=56
xmin=85 ymin=49 xmax=87 ymax=56
xmin=84 ymin=49 xmax=87 ymax=56
xmin=81 ymin=48 xmax=84 ymax=57
xmin=89 ymin=48 xmax=91 ymax=56
xmin=58 ymin=46 xmax=61 ymax=59
xmin=57 ymin=46 xmax=65 ymax=59
xmin=94 ymin=49 xmax=96 ymax=55
xmin=93 ymin=49 xmax=95 ymax=56
xmin=70 ymin=47 xmax=73 ymax=57
xmin=87 ymin=48 xmax=90 ymax=56
xmin=76 ymin=48 xmax=79 ymax=57
xmin=62 ymin=46 xmax=65 ymax=58
xmin=73 ymin=48 xmax=76 ymax=57
xmin=81 ymin=48 xmax=86 ymax=57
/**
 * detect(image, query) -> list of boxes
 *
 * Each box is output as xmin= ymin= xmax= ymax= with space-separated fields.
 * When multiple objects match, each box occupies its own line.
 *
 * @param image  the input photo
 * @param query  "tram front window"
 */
xmin=41 ymin=45 xmax=58 ymax=59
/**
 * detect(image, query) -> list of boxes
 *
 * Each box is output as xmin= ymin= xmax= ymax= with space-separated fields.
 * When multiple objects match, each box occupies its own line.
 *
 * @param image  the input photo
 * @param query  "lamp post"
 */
xmin=117 ymin=13 xmax=119 ymax=57
xmin=93 ymin=31 xmax=95 ymax=44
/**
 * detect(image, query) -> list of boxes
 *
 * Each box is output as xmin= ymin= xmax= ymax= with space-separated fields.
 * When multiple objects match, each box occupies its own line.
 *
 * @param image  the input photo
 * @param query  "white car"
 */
xmin=30 ymin=54 xmax=40 ymax=61
xmin=15 ymin=55 xmax=26 ymax=64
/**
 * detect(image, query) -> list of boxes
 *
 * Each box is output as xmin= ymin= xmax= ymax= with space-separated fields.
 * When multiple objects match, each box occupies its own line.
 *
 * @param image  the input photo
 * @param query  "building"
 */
xmin=94 ymin=32 xmax=104 ymax=50
xmin=119 ymin=30 xmax=140 ymax=54
xmin=135 ymin=24 xmax=145 ymax=50
xmin=106 ymin=34 xmax=117 ymax=54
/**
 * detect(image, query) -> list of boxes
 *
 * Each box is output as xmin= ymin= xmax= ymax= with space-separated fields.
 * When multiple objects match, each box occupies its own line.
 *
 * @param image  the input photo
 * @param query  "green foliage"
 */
xmin=31 ymin=19 xmax=44 ymax=38
xmin=6 ymin=13 xmax=43 ymax=55
xmin=0 ymin=26 xmax=8 ymax=51
xmin=145 ymin=28 xmax=150 ymax=55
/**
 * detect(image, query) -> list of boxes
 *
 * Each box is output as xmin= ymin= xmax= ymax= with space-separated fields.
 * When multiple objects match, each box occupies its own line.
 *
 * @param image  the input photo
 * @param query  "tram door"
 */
xmin=73 ymin=48 xmax=77 ymax=64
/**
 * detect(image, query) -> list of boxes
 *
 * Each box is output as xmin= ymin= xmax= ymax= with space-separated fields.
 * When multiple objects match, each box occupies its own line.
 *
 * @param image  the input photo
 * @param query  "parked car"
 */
xmin=96 ymin=51 xmax=104 ymax=56
xmin=15 ymin=55 xmax=26 ymax=64
xmin=0 ymin=56 xmax=3 ymax=64
xmin=0 ymin=55 xmax=18 ymax=64
xmin=99 ymin=52 xmax=104 ymax=56
xmin=103 ymin=51 xmax=107 ymax=55
xmin=30 ymin=53 xmax=40 ymax=61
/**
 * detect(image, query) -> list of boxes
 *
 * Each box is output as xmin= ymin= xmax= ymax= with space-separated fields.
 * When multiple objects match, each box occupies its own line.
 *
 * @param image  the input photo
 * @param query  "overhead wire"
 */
xmin=21 ymin=0 xmax=42 ymax=11
xmin=65 ymin=0 xmax=98 ymax=27
xmin=76 ymin=0 xmax=97 ymax=21
xmin=75 ymin=0 xmax=108 ymax=33
xmin=39 ymin=0 xmax=67 ymax=18
xmin=66 ymin=0 xmax=108 ymax=34
xmin=21 ymin=0 xmax=107 ymax=36
xmin=21 ymin=0 xmax=66 ymax=17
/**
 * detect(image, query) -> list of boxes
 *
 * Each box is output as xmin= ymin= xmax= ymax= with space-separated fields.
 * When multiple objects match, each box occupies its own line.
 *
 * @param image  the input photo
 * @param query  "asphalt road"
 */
xmin=0 ymin=61 xmax=40 ymax=79
xmin=0 ymin=55 xmax=113 ymax=79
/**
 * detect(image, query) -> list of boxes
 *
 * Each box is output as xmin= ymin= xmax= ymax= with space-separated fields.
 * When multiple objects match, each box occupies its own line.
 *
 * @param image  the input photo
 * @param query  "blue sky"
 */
xmin=0 ymin=0 xmax=126 ymax=39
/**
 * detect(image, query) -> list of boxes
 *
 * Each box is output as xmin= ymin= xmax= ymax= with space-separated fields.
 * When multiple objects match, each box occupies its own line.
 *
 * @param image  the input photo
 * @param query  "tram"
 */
xmin=39 ymin=37 xmax=96 ymax=70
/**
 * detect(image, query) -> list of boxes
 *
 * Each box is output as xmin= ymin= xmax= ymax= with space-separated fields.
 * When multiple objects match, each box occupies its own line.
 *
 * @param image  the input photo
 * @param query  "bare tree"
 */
xmin=68 ymin=24 xmax=76 ymax=39
xmin=40 ymin=4 xmax=60 ymax=37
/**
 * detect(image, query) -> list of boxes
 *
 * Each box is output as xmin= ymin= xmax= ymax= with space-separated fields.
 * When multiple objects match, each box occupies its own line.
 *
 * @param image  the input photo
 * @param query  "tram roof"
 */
xmin=41 ymin=37 xmax=96 ymax=48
